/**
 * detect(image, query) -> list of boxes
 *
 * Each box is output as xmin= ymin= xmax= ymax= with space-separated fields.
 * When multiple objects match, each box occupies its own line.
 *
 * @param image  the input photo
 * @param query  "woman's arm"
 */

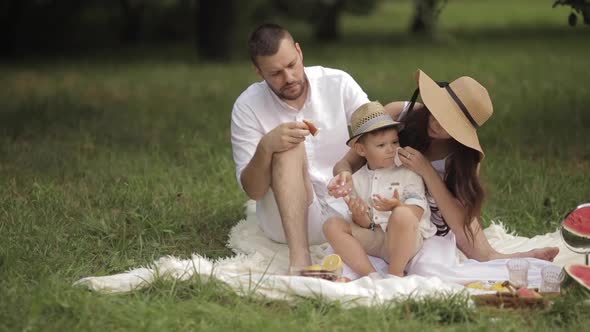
xmin=426 ymin=170 xmax=500 ymax=260
xmin=398 ymin=146 xmax=498 ymax=261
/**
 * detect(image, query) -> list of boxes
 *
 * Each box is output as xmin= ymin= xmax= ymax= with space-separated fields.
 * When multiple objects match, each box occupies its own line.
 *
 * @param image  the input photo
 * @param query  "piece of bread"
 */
xmin=302 ymin=119 xmax=319 ymax=136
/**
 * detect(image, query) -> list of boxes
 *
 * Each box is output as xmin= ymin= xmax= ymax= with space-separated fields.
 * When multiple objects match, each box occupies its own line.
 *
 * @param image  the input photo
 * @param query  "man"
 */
xmin=231 ymin=23 xmax=369 ymax=273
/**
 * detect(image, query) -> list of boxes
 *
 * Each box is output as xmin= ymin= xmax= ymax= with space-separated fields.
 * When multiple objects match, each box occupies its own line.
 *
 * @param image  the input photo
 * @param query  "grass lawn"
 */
xmin=1 ymin=0 xmax=589 ymax=330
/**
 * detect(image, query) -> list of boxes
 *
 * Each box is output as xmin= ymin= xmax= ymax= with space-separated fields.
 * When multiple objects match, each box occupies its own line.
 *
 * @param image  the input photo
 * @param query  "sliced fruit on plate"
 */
xmin=322 ymin=254 xmax=342 ymax=272
xmin=516 ymin=287 xmax=542 ymax=299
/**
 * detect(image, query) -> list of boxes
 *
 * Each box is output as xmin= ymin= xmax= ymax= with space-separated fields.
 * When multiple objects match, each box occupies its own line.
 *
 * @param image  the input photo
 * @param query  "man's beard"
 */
xmin=272 ymin=76 xmax=308 ymax=101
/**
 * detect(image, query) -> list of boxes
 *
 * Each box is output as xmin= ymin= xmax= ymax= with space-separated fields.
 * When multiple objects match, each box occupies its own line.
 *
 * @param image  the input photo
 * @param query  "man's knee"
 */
xmin=272 ymin=144 xmax=305 ymax=168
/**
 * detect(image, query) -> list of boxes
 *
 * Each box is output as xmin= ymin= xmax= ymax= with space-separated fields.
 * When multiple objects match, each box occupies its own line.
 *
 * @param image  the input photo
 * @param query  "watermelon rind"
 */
xmin=562 ymin=264 xmax=590 ymax=297
xmin=561 ymin=227 xmax=590 ymax=250
xmin=561 ymin=205 xmax=590 ymax=251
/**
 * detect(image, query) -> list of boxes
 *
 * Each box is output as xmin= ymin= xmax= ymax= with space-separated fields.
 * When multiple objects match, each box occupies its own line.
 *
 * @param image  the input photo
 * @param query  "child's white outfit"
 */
xmin=348 ymin=164 xmax=437 ymax=262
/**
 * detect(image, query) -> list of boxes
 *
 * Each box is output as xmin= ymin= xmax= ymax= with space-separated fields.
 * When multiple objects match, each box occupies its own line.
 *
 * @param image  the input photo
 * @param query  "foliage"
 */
xmin=552 ymin=0 xmax=590 ymax=26
xmin=273 ymin=0 xmax=382 ymax=40
xmin=410 ymin=0 xmax=449 ymax=34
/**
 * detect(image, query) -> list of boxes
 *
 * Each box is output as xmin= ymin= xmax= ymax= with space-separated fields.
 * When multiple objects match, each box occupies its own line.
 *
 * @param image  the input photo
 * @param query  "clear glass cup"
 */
xmin=506 ymin=258 xmax=530 ymax=288
xmin=539 ymin=265 xmax=564 ymax=293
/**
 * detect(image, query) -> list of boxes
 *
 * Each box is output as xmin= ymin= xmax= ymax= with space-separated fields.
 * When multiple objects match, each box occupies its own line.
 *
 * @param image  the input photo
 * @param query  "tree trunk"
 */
xmin=410 ymin=0 xmax=438 ymax=34
xmin=196 ymin=0 xmax=237 ymax=61
xmin=313 ymin=1 xmax=345 ymax=42
xmin=0 ymin=0 xmax=25 ymax=57
xmin=119 ymin=0 xmax=145 ymax=43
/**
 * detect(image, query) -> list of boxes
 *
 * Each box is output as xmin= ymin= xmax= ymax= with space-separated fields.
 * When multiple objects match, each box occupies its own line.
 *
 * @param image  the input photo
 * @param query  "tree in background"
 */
xmin=409 ymin=0 xmax=448 ymax=34
xmin=196 ymin=0 xmax=236 ymax=60
xmin=196 ymin=0 xmax=268 ymax=60
xmin=119 ymin=0 xmax=146 ymax=43
xmin=273 ymin=0 xmax=381 ymax=41
xmin=0 ymin=0 xmax=25 ymax=57
xmin=0 ymin=0 xmax=86 ymax=57
xmin=553 ymin=0 xmax=590 ymax=26
xmin=0 ymin=0 xmax=456 ymax=60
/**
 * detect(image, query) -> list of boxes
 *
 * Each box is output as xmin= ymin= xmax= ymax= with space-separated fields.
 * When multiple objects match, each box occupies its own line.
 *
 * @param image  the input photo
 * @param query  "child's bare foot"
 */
xmin=521 ymin=247 xmax=560 ymax=262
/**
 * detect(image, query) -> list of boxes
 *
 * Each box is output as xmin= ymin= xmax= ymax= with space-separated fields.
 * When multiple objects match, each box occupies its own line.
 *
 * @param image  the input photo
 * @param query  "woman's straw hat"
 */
xmin=346 ymin=101 xmax=399 ymax=147
xmin=416 ymin=69 xmax=493 ymax=158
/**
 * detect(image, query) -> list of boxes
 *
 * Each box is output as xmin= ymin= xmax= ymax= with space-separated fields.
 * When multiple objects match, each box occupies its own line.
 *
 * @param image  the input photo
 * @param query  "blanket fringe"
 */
xmin=72 ymin=202 xmax=580 ymax=305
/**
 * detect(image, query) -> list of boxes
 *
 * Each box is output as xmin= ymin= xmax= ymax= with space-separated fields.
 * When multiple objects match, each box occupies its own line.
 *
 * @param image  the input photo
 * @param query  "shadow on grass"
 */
xmin=0 ymin=92 xmax=219 ymax=152
xmin=0 ymin=96 xmax=102 ymax=141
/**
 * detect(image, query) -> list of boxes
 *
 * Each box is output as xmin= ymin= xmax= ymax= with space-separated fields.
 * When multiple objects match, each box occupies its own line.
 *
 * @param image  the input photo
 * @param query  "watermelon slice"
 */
xmin=561 ymin=204 xmax=590 ymax=250
xmin=516 ymin=287 xmax=542 ymax=299
xmin=302 ymin=119 xmax=320 ymax=136
xmin=563 ymin=264 xmax=590 ymax=296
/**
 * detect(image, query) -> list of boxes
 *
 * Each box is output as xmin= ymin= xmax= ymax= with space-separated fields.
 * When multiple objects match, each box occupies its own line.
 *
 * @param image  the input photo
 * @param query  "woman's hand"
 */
xmin=398 ymin=147 xmax=433 ymax=177
xmin=344 ymin=195 xmax=371 ymax=227
xmin=372 ymin=190 xmax=401 ymax=211
xmin=327 ymin=171 xmax=352 ymax=198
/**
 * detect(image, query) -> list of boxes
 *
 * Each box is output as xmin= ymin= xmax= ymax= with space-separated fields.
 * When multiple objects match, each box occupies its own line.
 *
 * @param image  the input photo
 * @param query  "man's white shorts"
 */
xmin=256 ymin=189 xmax=348 ymax=245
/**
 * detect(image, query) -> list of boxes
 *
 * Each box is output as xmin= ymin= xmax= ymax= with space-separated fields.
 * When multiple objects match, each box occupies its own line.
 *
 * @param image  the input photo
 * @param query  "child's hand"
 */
xmin=328 ymin=171 xmax=352 ymax=198
xmin=344 ymin=195 xmax=371 ymax=227
xmin=372 ymin=190 xmax=401 ymax=211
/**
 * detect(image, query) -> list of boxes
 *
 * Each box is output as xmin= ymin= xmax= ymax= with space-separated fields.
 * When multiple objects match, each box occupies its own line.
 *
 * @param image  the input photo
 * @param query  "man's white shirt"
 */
xmin=231 ymin=66 xmax=369 ymax=204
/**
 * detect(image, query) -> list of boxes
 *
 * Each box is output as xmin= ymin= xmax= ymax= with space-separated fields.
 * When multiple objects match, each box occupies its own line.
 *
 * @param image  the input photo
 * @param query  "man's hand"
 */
xmin=260 ymin=122 xmax=310 ymax=154
xmin=327 ymin=171 xmax=352 ymax=198
xmin=344 ymin=195 xmax=371 ymax=228
xmin=372 ymin=190 xmax=401 ymax=211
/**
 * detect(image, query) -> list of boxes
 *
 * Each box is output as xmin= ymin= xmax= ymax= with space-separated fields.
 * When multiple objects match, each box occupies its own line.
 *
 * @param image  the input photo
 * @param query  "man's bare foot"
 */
xmin=288 ymin=260 xmax=312 ymax=276
xmin=288 ymin=266 xmax=303 ymax=276
xmin=521 ymin=247 xmax=560 ymax=262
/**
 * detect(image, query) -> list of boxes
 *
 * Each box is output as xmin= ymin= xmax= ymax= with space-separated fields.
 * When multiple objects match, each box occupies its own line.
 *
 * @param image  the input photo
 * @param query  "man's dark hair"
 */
xmin=248 ymin=23 xmax=293 ymax=66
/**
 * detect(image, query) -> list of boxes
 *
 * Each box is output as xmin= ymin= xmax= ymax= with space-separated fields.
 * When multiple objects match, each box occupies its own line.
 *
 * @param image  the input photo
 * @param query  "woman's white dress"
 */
xmin=337 ymin=157 xmax=554 ymax=286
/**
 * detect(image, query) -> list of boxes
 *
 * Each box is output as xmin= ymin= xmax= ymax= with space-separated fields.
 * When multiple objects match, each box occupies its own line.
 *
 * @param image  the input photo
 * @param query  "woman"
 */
xmin=328 ymin=70 xmax=558 ymax=278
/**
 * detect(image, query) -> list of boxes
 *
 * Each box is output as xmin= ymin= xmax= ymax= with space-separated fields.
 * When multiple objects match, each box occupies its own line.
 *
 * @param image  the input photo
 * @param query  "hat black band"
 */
xmin=443 ymin=84 xmax=480 ymax=129
xmin=407 ymin=87 xmax=420 ymax=114
xmin=407 ymin=82 xmax=479 ymax=129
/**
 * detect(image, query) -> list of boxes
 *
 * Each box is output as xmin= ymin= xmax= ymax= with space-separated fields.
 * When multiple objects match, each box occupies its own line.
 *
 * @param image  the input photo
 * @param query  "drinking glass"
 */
xmin=540 ymin=265 xmax=564 ymax=293
xmin=506 ymin=258 xmax=530 ymax=288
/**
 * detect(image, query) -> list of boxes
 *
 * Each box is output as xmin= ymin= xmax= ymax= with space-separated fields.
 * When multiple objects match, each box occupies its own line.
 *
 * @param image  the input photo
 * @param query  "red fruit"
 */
xmin=303 ymin=120 xmax=319 ymax=136
xmin=563 ymin=264 xmax=590 ymax=296
xmin=561 ymin=204 xmax=590 ymax=249
xmin=516 ymin=287 xmax=542 ymax=299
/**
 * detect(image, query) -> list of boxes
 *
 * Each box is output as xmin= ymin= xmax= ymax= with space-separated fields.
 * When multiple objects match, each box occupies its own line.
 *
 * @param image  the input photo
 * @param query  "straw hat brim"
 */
xmin=346 ymin=122 xmax=398 ymax=147
xmin=417 ymin=70 xmax=484 ymax=158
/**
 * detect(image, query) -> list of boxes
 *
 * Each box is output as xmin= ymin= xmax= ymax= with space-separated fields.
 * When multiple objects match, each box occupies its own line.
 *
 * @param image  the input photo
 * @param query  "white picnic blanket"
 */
xmin=74 ymin=201 xmax=585 ymax=306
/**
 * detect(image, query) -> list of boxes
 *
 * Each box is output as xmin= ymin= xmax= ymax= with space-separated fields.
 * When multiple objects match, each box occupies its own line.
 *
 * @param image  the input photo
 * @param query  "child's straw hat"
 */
xmin=346 ymin=101 xmax=399 ymax=147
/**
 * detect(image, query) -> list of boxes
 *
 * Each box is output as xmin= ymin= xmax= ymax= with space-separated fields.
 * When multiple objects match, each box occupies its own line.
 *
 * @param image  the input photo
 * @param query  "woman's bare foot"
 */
xmin=520 ymin=247 xmax=560 ymax=262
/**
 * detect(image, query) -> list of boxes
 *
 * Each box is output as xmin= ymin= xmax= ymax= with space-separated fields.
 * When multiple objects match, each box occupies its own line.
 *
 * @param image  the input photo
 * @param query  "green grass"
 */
xmin=1 ymin=0 xmax=590 ymax=330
